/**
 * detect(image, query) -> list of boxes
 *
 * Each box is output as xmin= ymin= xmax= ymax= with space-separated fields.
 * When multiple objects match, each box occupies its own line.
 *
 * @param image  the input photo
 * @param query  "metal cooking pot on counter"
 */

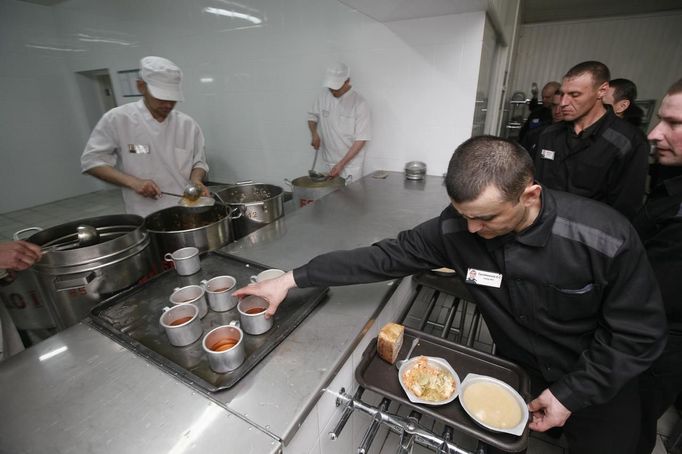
xmin=145 ymin=204 xmax=241 ymax=258
xmin=286 ymin=175 xmax=346 ymax=208
xmin=214 ymin=183 xmax=284 ymax=239
xmin=15 ymin=214 xmax=155 ymax=330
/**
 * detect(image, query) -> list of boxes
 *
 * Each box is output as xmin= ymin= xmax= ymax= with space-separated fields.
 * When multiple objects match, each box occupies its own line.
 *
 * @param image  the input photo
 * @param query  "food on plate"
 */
xmin=377 ymin=323 xmax=404 ymax=364
xmin=401 ymin=356 xmax=456 ymax=401
xmin=462 ymin=381 xmax=523 ymax=429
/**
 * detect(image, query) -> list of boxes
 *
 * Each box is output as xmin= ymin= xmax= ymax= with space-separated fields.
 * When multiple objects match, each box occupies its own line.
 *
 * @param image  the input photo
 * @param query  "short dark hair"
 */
xmin=609 ymin=78 xmax=638 ymax=103
xmin=667 ymin=78 xmax=682 ymax=96
xmin=445 ymin=135 xmax=534 ymax=203
xmin=565 ymin=61 xmax=610 ymax=87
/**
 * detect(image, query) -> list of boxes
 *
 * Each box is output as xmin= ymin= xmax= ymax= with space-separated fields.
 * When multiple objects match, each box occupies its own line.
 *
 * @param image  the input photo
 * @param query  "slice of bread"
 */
xmin=377 ymin=323 xmax=404 ymax=364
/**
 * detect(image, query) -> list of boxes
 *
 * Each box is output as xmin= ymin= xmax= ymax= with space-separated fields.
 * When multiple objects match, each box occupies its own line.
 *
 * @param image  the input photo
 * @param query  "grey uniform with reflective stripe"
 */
xmin=294 ymin=187 xmax=665 ymax=412
xmin=533 ymin=108 xmax=649 ymax=219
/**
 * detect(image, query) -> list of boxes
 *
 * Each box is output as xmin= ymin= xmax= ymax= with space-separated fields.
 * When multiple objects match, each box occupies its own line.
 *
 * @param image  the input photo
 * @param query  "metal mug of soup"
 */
xmin=202 ymin=321 xmax=245 ymax=373
xmin=249 ymin=268 xmax=285 ymax=283
xmin=170 ymin=284 xmax=208 ymax=318
xmin=238 ymin=295 xmax=273 ymax=335
xmin=164 ymin=246 xmax=201 ymax=276
xmin=201 ymin=275 xmax=238 ymax=312
xmin=159 ymin=303 xmax=202 ymax=347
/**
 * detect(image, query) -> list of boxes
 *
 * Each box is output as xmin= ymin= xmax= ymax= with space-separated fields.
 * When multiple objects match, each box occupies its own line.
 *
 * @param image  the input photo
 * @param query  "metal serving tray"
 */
xmin=355 ymin=327 xmax=530 ymax=452
xmin=89 ymin=251 xmax=327 ymax=392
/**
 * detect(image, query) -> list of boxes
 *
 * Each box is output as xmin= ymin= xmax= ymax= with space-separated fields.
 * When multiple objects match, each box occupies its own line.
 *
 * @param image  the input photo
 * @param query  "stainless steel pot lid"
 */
xmin=16 ymin=214 xmax=148 ymax=269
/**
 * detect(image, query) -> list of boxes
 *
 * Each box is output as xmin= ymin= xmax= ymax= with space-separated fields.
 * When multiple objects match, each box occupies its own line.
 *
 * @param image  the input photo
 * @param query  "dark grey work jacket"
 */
xmin=533 ymin=109 xmax=649 ymax=220
xmin=294 ymin=187 xmax=666 ymax=412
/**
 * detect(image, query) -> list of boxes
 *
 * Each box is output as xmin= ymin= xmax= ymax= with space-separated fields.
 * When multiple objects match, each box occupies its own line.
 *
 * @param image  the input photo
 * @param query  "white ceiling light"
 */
xmin=203 ymin=6 xmax=262 ymax=24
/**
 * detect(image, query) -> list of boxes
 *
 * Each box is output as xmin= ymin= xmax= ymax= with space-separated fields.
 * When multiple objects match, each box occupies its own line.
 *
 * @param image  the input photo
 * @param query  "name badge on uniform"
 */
xmin=540 ymin=149 xmax=555 ymax=160
xmin=128 ymin=144 xmax=150 ymax=154
xmin=465 ymin=268 xmax=502 ymax=288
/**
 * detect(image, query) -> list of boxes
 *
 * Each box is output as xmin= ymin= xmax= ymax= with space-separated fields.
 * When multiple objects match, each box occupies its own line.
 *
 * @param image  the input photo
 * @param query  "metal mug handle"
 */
xmin=13 ymin=227 xmax=43 ymax=241
xmin=164 ymin=253 xmax=174 ymax=262
xmin=162 ymin=306 xmax=172 ymax=313
xmin=249 ymin=275 xmax=258 ymax=283
xmin=228 ymin=320 xmax=240 ymax=328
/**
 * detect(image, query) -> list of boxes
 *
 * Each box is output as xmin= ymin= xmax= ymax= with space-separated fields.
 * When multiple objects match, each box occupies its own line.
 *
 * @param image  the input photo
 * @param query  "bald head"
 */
xmin=541 ymin=81 xmax=561 ymax=107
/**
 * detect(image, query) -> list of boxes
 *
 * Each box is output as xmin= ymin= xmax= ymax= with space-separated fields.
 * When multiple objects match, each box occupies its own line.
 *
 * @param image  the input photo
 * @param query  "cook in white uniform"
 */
xmin=0 ymin=240 xmax=41 ymax=361
xmin=81 ymin=56 xmax=209 ymax=217
xmin=307 ymin=62 xmax=371 ymax=181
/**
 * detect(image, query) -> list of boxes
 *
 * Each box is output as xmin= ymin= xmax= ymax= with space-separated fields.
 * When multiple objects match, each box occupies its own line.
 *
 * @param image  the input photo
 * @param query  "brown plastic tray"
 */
xmin=355 ymin=327 xmax=530 ymax=452
xmin=89 ymin=251 xmax=327 ymax=392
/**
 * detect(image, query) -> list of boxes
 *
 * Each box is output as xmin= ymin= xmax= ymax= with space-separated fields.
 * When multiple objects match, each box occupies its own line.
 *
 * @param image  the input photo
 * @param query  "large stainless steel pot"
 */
xmin=16 ymin=214 xmax=155 ymax=330
xmin=145 ymin=205 xmax=239 ymax=258
xmin=214 ymin=183 xmax=284 ymax=239
xmin=286 ymin=176 xmax=346 ymax=208
xmin=0 ymin=269 xmax=55 ymax=345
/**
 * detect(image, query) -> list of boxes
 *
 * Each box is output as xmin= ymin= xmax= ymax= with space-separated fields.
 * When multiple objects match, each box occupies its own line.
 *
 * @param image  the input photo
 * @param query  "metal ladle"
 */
xmin=77 ymin=224 xmax=99 ymax=247
xmin=183 ymin=184 xmax=202 ymax=201
xmin=308 ymin=149 xmax=327 ymax=181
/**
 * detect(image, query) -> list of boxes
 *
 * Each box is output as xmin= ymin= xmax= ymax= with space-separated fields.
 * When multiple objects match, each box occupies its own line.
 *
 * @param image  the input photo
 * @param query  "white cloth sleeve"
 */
xmin=80 ymin=113 xmax=119 ymax=172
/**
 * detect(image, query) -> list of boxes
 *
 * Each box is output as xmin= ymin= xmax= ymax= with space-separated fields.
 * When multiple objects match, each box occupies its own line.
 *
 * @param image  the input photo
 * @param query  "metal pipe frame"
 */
xmin=330 ymin=390 xmax=474 ymax=454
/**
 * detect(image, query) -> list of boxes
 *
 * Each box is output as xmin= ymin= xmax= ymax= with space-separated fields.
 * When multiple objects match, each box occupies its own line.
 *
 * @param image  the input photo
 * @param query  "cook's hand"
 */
xmin=311 ymin=133 xmax=321 ymax=150
xmin=528 ymin=388 xmax=571 ymax=432
xmin=232 ymin=271 xmax=297 ymax=318
xmin=0 ymin=240 xmax=42 ymax=271
xmin=329 ymin=163 xmax=344 ymax=178
xmin=131 ymin=178 xmax=161 ymax=199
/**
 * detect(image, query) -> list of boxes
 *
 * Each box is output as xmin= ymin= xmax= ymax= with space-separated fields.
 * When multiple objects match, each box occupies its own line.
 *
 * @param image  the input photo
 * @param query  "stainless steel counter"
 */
xmin=0 ymin=172 xmax=450 ymax=452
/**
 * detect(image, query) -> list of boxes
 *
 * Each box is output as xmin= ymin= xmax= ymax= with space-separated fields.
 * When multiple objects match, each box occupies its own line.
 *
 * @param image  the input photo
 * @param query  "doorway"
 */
xmin=75 ymin=69 xmax=117 ymax=130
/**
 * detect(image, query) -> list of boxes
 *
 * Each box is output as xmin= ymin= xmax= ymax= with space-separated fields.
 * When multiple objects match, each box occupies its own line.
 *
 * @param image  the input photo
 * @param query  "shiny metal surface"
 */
xmin=145 ymin=205 xmax=236 ymax=257
xmin=22 ymin=215 xmax=155 ymax=330
xmin=215 ymin=183 xmax=284 ymax=239
xmin=0 ymin=172 xmax=448 ymax=450
xmin=218 ymin=172 xmax=449 ymax=441
xmin=0 ymin=323 xmax=279 ymax=454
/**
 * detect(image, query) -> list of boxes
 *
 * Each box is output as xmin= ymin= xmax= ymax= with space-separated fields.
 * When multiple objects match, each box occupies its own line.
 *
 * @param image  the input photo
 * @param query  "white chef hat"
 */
xmin=139 ymin=56 xmax=184 ymax=102
xmin=322 ymin=62 xmax=350 ymax=90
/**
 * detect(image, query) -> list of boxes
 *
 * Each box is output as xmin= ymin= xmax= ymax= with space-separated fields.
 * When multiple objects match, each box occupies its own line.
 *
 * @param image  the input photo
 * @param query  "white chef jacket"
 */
xmin=81 ymin=100 xmax=208 ymax=217
xmin=308 ymin=89 xmax=371 ymax=181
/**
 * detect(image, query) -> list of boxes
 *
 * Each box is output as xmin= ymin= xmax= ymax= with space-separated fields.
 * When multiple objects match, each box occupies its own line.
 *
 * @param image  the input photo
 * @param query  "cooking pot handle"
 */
xmin=235 ymin=180 xmax=254 ymax=185
xmin=283 ymin=178 xmax=292 ymax=188
xmin=13 ymin=227 xmax=43 ymax=240
xmin=53 ymin=271 xmax=96 ymax=291
xmin=228 ymin=206 xmax=244 ymax=220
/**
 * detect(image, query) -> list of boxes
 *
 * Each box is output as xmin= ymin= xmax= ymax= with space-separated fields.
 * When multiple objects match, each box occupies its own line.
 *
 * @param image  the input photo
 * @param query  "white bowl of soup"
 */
xmin=459 ymin=373 xmax=529 ymax=436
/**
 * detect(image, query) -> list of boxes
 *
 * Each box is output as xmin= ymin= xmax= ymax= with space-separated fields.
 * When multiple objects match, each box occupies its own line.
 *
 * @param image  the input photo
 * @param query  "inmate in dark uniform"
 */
xmin=294 ymin=187 xmax=665 ymax=454
xmin=533 ymin=108 xmax=649 ymax=219
xmin=633 ymin=170 xmax=682 ymax=454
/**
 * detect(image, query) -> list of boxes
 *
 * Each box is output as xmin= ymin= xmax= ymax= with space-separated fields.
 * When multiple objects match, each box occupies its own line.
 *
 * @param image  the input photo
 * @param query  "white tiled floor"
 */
xmin=3 ymin=190 xmax=679 ymax=454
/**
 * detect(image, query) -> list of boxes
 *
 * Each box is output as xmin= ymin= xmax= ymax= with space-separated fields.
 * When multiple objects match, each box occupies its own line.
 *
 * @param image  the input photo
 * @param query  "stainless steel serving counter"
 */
xmin=0 ymin=172 xmax=450 ymax=453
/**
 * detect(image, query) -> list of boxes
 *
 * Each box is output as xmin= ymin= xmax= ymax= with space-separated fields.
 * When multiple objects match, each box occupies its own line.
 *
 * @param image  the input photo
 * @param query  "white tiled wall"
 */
xmin=1 ymin=0 xmax=486 ymax=213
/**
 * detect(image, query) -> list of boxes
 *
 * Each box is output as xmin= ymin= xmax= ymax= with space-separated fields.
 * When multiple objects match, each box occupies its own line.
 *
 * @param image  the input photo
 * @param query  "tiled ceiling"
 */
xmin=523 ymin=0 xmax=682 ymax=23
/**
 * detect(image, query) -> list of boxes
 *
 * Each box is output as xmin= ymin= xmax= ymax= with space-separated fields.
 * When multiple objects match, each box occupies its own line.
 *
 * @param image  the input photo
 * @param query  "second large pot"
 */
xmin=214 ymin=183 xmax=284 ymax=239
xmin=145 ymin=205 xmax=239 ymax=259
xmin=287 ymin=176 xmax=346 ymax=208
